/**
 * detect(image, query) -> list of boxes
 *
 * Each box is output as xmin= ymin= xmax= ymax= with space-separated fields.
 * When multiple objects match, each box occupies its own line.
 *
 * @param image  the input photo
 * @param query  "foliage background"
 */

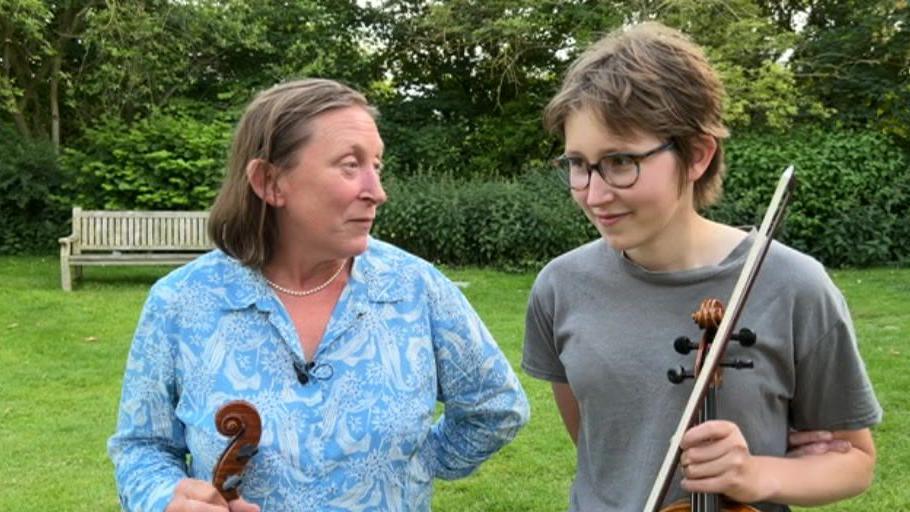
xmin=1 ymin=0 xmax=908 ymax=268
xmin=1 ymin=2 xmax=907 ymax=511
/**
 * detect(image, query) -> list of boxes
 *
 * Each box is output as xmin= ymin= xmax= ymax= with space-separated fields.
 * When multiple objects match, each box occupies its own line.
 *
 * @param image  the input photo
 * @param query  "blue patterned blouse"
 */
xmin=108 ymin=238 xmax=529 ymax=511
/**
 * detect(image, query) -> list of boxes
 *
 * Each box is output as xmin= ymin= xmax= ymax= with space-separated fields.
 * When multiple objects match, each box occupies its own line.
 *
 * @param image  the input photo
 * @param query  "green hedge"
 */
xmin=376 ymin=127 xmax=910 ymax=270
xmin=0 ymin=124 xmax=70 ymax=254
xmin=61 ymin=106 xmax=233 ymax=210
xmin=373 ymin=171 xmax=595 ymax=270
xmin=715 ymin=127 xmax=910 ymax=267
xmin=4 ymin=118 xmax=908 ymax=268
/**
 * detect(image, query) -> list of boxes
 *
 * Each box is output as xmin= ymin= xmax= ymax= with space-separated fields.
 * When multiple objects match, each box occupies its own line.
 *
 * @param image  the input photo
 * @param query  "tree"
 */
xmin=641 ymin=0 xmax=826 ymax=131
xmin=375 ymin=0 xmax=626 ymax=177
xmin=74 ymin=0 xmax=267 ymax=123
xmin=0 ymin=0 xmax=103 ymax=150
xmin=1 ymin=0 xmax=377 ymax=150
xmin=759 ymin=0 xmax=910 ymax=140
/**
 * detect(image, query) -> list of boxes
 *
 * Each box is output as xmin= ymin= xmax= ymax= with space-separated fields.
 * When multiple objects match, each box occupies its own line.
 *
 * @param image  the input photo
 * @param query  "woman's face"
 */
xmin=272 ymin=106 xmax=387 ymax=261
xmin=563 ymin=108 xmax=693 ymax=256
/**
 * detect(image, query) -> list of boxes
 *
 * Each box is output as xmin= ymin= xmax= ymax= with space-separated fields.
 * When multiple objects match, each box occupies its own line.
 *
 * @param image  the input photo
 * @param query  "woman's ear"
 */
xmin=687 ymin=134 xmax=718 ymax=182
xmin=246 ymin=159 xmax=284 ymax=207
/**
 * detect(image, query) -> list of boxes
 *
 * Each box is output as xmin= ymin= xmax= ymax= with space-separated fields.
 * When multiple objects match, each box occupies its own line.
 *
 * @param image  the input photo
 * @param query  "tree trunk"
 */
xmin=50 ymin=53 xmax=61 ymax=153
xmin=3 ymin=39 xmax=31 ymax=138
xmin=11 ymin=110 xmax=31 ymax=139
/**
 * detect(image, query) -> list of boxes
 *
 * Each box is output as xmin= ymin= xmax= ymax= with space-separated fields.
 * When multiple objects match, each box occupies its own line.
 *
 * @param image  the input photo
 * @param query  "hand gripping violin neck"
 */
xmin=663 ymin=298 xmax=758 ymax=512
xmin=644 ymin=166 xmax=796 ymax=512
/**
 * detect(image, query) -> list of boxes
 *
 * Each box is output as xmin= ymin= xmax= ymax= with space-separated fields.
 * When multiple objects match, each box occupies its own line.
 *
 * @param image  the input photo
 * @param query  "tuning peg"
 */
xmin=673 ymin=336 xmax=698 ymax=355
xmin=667 ymin=366 xmax=694 ymax=384
xmin=222 ymin=474 xmax=243 ymax=492
xmin=721 ymin=358 xmax=754 ymax=370
xmin=730 ymin=328 xmax=756 ymax=347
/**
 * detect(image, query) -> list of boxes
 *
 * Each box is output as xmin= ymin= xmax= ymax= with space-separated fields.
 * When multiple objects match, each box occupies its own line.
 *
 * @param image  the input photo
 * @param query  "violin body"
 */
xmin=660 ymin=498 xmax=759 ymax=512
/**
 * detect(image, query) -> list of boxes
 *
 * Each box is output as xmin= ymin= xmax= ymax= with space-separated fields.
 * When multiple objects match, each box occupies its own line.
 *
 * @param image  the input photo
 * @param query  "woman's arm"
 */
xmin=551 ymin=382 xmax=580 ymax=446
xmin=107 ymin=291 xmax=189 ymax=511
xmin=681 ymin=421 xmax=876 ymax=506
xmin=420 ymin=271 xmax=530 ymax=479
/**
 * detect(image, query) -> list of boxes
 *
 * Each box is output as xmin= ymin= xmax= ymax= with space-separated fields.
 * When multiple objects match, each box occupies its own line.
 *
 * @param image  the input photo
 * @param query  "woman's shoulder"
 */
xmin=535 ymin=238 xmax=608 ymax=284
xmin=362 ymin=237 xmax=454 ymax=291
xmin=762 ymin=239 xmax=843 ymax=306
xmin=148 ymin=249 xmax=251 ymax=299
xmin=364 ymin=237 xmax=437 ymax=273
xmin=765 ymin=240 xmax=830 ymax=285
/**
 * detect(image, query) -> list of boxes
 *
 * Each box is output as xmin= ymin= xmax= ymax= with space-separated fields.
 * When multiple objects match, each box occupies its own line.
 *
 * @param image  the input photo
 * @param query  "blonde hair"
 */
xmin=208 ymin=78 xmax=376 ymax=267
xmin=544 ymin=22 xmax=729 ymax=209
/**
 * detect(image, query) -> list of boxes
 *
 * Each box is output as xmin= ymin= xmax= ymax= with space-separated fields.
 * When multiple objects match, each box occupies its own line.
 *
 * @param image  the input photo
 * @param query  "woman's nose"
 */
xmin=583 ymin=171 xmax=616 ymax=206
xmin=361 ymin=165 xmax=387 ymax=205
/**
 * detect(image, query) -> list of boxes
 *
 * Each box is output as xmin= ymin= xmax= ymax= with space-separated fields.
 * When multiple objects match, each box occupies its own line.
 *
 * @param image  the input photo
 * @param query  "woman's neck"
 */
xmin=623 ymin=214 xmax=745 ymax=273
xmin=263 ymin=244 xmax=349 ymax=291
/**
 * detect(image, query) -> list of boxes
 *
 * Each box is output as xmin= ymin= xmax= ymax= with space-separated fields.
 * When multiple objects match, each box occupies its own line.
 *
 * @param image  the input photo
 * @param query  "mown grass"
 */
xmin=0 ymin=257 xmax=906 ymax=510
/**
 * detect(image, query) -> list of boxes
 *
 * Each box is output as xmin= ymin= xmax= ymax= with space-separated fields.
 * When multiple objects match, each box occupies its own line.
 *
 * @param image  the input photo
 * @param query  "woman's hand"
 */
xmin=787 ymin=429 xmax=852 ymax=457
xmin=165 ymin=478 xmax=261 ymax=512
xmin=679 ymin=420 xmax=773 ymax=503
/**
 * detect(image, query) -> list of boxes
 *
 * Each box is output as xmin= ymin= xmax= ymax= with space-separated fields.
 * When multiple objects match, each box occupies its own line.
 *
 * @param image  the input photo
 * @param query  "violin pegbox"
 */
xmin=667 ymin=298 xmax=757 ymax=386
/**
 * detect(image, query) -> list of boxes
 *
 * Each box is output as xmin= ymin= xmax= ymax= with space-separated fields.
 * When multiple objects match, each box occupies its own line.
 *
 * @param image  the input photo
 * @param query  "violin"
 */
xmin=212 ymin=400 xmax=262 ymax=501
xmin=662 ymin=298 xmax=760 ymax=512
xmin=644 ymin=165 xmax=796 ymax=512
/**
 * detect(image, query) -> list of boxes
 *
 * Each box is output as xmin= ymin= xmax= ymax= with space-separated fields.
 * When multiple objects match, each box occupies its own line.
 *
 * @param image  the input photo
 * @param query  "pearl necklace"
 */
xmin=264 ymin=260 xmax=348 ymax=297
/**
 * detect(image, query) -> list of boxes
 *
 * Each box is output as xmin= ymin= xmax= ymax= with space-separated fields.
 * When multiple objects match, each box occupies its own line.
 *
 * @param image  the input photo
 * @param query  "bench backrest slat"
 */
xmin=74 ymin=210 xmax=213 ymax=251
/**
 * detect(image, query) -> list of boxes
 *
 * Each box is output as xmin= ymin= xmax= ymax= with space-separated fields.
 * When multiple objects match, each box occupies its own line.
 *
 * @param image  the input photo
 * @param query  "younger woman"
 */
xmin=522 ymin=22 xmax=881 ymax=511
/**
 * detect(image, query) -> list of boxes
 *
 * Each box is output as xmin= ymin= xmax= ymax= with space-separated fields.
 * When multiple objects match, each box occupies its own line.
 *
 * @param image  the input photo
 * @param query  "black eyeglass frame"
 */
xmin=552 ymin=140 xmax=675 ymax=190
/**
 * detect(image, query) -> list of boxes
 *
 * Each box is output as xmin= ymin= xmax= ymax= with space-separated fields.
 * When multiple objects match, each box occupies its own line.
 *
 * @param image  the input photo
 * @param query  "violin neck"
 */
xmin=691 ymin=387 xmax=721 ymax=512
xmin=698 ymin=386 xmax=716 ymax=425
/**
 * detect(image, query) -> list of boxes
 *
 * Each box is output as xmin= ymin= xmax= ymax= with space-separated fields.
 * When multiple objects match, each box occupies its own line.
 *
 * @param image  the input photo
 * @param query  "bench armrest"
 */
xmin=59 ymin=234 xmax=78 ymax=246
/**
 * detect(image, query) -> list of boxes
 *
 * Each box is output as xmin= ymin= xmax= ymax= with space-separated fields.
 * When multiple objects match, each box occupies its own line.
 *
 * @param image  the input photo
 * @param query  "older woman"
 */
xmin=108 ymin=78 xmax=529 ymax=512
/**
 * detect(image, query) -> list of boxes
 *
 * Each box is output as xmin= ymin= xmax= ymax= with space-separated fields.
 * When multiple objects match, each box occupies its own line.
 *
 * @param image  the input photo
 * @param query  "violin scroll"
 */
xmin=691 ymin=298 xmax=724 ymax=329
xmin=213 ymin=400 xmax=262 ymax=501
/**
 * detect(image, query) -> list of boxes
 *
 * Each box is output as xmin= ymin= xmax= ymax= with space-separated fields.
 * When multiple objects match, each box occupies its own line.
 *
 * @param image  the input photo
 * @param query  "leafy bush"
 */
xmin=0 ymin=124 xmax=70 ymax=254
xmin=374 ymin=169 xmax=596 ymax=270
xmin=376 ymin=127 xmax=909 ymax=269
xmin=10 ymin=110 xmax=906 ymax=270
xmin=62 ymin=103 xmax=234 ymax=210
xmin=715 ymin=127 xmax=910 ymax=267
xmin=376 ymin=96 xmax=552 ymax=180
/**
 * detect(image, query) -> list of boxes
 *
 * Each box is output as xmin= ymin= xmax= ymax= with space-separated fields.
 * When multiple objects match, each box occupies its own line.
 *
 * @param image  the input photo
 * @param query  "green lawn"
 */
xmin=0 ymin=257 xmax=906 ymax=511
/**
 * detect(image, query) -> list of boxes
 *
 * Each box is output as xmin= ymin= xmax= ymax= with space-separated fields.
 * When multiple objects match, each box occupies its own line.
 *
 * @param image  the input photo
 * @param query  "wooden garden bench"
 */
xmin=58 ymin=207 xmax=212 ymax=291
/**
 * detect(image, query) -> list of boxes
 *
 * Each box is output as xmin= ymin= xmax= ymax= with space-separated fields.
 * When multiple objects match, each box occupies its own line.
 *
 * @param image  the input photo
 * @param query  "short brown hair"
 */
xmin=544 ymin=22 xmax=729 ymax=209
xmin=208 ymin=78 xmax=376 ymax=267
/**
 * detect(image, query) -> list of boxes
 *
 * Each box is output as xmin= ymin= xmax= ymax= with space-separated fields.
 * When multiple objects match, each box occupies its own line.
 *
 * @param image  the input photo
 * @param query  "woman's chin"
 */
xmin=344 ymin=237 xmax=371 ymax=257
xmin=598 ymin=230 xmax=633 ymax=252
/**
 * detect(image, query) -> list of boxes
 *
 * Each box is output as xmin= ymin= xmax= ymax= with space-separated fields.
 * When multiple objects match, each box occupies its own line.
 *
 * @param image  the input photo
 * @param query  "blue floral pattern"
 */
xmin=108 ymin=238 xmax=529 ymax=511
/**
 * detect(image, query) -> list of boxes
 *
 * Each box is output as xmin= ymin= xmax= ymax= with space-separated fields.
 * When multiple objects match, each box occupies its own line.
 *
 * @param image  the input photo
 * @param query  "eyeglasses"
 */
xmin=552 ymin=141 xmax=675 ymax=190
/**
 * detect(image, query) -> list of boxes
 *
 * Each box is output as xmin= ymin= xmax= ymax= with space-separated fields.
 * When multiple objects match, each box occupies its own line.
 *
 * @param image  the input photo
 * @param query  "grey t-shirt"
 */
xmin=522 ymin=233 xmax=882 ymax=512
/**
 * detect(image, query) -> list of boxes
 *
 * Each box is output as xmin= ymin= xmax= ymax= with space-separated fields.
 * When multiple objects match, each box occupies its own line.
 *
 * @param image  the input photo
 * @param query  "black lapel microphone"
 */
xmin=293 ymin=360 xmax=315 ymax=385
xmin=293 ymin=360 xmax=334 ymax=385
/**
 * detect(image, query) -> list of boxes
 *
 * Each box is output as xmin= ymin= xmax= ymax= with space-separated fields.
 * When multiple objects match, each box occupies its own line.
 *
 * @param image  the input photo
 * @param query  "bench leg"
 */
xmin=60 ymin=246 xmax=72 ymax=292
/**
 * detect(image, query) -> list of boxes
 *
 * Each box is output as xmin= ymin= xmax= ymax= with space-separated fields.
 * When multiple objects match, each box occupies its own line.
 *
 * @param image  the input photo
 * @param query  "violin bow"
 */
xmin=643 ymin=165 xmax=796 ymax=512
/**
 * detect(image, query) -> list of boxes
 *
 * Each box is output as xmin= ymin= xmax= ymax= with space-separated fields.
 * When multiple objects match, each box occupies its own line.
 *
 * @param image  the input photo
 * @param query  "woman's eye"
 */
xmin=567 ymin=157 xmax=585 ymax=170
xmin=605 ymin=155 xmax=634 ymax=168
